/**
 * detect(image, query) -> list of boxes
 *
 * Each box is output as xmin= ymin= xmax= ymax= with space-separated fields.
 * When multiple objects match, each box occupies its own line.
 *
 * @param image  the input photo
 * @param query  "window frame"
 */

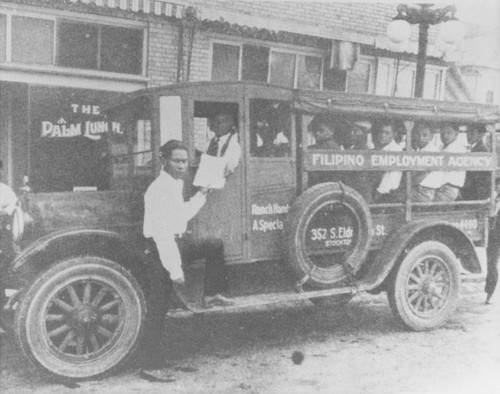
xmin=209 ymin=38 xmax=324 ymax=90
xmin=0 ymin=9 xmax=147 ymax=77
xmin=375 ymin=57 xmax=446 ymax=99
xmin=345 ymin=55 xmax=376 ymax=94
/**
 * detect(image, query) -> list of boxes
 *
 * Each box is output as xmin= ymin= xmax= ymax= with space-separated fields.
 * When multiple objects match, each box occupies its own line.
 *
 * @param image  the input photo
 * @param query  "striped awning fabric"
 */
xmin=68 ymin=0 xmax=184 ymax=18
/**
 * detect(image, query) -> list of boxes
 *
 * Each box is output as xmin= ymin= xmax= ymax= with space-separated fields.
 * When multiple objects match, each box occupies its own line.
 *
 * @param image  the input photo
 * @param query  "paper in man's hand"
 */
xmin=193 ymin=154 xmax=227 ymax=189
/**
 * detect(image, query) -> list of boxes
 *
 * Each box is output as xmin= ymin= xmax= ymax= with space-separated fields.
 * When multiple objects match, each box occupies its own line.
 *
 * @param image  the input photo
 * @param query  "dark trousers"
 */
xmin=139 ymin=238 xmax=172 ymax=368
xmin=176 ymin=236 xmax=228 ymax=296
xmin=486 ymin=216 xmax=500 ymax=296
xmin=139 ymin=236 xmax=227 ymax=368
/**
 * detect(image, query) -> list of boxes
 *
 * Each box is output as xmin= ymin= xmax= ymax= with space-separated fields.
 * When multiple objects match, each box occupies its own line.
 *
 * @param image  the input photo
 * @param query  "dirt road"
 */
xmin=1 ymin=282 xmax=499 ymax=394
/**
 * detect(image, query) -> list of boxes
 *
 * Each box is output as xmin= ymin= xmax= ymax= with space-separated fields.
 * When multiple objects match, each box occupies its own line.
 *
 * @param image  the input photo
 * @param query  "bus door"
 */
xmin=246 ymin=98 xmax=296 ymax=261
xmin=184 ymin=98 xmax=245 ymax=262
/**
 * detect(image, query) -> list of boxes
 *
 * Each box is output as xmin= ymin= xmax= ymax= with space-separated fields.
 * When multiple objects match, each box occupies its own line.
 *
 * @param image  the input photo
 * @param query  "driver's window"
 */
xmin=193 ymin=101 xmax=239 ymax=155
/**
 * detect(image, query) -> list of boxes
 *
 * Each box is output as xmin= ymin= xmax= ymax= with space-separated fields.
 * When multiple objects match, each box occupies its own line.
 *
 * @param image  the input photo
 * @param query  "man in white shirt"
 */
xmin=206 ymin=111 xmax=241 ymax=175
xmin=373 ymin=122 xmax=403 ymax=202
xmin=143 ymin=140 xmax=233 ymax=306
xmin=410 ymin=123 xmax=443 ymax=202
xmin=434 ymin=125 xmax=467 ymax=202
xmin=140 ymin=140 xmax=234 ymax=377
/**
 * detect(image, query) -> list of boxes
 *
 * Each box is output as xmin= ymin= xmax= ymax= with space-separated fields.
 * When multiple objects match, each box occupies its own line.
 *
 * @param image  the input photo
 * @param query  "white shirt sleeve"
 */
xmin=376 ymin=141 xmax=403 ymax=194
xmin=224 ymin=135 xmax=242 ymax=175
xmin=0 ymin=183 xmax=18 ymax=216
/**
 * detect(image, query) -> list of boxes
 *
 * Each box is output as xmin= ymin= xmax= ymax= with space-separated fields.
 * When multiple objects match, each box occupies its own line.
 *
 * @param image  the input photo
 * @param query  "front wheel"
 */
xmin=15 ymin=256 xmax=146 ymax=381
xmin=387 ymin=241 xmax=460 ymax=331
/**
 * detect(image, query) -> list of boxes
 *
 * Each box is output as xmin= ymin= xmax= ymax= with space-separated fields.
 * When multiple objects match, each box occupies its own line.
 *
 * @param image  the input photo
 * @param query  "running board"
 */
xmin=182 ymin=286 xmax=357 ymax=314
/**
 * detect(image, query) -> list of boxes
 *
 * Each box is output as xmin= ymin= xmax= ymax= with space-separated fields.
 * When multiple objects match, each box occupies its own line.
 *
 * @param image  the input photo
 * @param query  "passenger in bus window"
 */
xmin=341 ymin=121 xmax=375 ymax=203
xmin=343 ymin=121 xmax=370 ymax=150
xmin=372 ymin=121 xmax=403 ymax=202
xmin=308 ymin=113 xmax=343 ymax=150
xmin=251 ymin=101 xmax=290 ymax=158
xmin=253 ymin=118 xmax=289 ymax=157
xmin=434 ymin=125 xmax=467 ymax=202
xmin=307 ymin=114 xmax=343 ymax=187
xmin=461 ymin=125 xmax=490 ymax=200
xmin=410 ymin=122 xmax=442 ymax=202
xmin=207 ymin=111 xmax=241 ymax=175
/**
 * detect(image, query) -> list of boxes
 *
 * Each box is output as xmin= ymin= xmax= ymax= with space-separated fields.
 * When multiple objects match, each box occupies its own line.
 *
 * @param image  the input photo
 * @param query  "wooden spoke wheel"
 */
xmin=15 ymin=257 xmax=145 ymax=381
xmin=388 ymin=241 xmax=460 ymax=331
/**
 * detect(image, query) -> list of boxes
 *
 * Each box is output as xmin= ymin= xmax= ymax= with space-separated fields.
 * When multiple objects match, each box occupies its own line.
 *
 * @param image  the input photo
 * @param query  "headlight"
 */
xmin=11 ymin=206 xmax=24 ymax=242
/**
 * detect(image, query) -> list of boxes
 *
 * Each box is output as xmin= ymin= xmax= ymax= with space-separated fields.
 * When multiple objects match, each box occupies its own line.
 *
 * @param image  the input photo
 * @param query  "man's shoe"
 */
xmin=140 ymin=369 xmax=176 ymax=382
xmin=486 ymin=293 xmax=493 ymax=305
xmin=204 ymin=294 xmax=235 ymax=307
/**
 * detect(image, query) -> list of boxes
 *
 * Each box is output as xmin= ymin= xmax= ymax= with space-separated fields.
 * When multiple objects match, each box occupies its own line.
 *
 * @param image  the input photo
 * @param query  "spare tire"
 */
xmin=285 ymin=182 xmax=372 ymax=289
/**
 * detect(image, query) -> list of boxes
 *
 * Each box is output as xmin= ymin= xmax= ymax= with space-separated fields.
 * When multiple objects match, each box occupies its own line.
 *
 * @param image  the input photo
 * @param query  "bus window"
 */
xmin=193 ymin=101 xmax=239 ymax=155
xmin=250 ymin=99 xmax=290 ymax=158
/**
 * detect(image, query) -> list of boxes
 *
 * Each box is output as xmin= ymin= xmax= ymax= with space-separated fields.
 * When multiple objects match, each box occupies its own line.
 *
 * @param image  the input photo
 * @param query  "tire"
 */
xmin=15 ymin=256 xmax=146 ymax=381
xmin=387 ymin=241 xmax=460 ymax=331
xmin=285 ymin=182 xmax=372 ymax=289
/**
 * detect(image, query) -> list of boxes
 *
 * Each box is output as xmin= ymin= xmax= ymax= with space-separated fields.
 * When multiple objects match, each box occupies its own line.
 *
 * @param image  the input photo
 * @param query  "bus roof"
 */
xmin=105 ymin=81 xmax=500 ymax=124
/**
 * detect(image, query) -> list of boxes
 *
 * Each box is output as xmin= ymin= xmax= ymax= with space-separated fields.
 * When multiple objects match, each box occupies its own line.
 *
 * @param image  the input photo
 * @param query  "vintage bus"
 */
xmin=1 ymin=81 xmax=499 ymax=381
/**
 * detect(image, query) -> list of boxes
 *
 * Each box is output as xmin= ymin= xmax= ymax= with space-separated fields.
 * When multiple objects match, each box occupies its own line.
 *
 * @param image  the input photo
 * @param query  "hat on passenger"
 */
xmin=308 ymin=113 xmax=341 ymax=133
xmin=352 ymin=121 xmax=371 ymax=130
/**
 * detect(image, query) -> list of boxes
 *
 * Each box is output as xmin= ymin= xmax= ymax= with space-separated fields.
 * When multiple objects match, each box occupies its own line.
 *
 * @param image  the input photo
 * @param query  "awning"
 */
xmin=69 ymin=0 xmax=184 ymax=17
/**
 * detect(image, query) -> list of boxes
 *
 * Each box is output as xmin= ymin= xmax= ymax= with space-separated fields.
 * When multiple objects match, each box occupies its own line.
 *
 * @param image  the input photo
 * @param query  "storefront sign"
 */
xmin=307 ymin=150 xmax=494 ymax=171
xmin=41 ymin=104 xmax=121 ymax=140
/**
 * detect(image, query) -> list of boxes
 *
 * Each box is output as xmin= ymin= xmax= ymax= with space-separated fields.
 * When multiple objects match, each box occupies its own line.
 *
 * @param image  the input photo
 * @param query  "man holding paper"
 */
xmin=206 ymin=111 xmax=241 ymax=175
xmin=143 ymin=139 xmax=234 ymax=306
xmin=194 ymin=109 xmax=242 ymax=189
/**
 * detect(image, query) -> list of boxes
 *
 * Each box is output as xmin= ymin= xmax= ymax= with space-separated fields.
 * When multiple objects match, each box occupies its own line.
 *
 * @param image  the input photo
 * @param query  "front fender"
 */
xmin=11 ymin=228 xmax=148 ymax=287
xmin=358 ymin=220 xmax=481 ymax=292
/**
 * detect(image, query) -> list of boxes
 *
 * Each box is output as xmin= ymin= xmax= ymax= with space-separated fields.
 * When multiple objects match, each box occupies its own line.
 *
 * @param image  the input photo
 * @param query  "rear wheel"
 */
xmin=15 ymin=256 xmax=146 ymax=381
xmin=387 ymin=241 xmax=460 ymax=331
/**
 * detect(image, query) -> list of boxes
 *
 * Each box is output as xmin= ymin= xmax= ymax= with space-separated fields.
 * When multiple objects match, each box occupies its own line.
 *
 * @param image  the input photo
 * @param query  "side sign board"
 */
xmin=306 ymin=150 xmax=495 ymax=172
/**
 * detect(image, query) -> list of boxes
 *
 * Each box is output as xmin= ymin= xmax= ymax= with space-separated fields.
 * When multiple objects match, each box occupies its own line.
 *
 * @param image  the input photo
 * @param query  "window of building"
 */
xmin=270 ymin=51 xmax=296 ymax=88
xmin=323 ymin=68 xmax=347 ymax=91
xmin=347 ymin=60 xmax=373 ymax=94
xmin=101 ymin=26 xmax=143 ymax=74
xmin=58 ymin=22 xmax=98 ymax=70
xmin=1 ymin=13 xmax=144 ymax=75
xmin=57 ymin=21 xmax=143 ymax=74
xmin=242 ymin=45 xmax=269 ymax=82
xmin=394 ymin=68 xmax=415 ymax=98
xmin=0 ymin=14 xmax=6 ymax=62
xmin=486 ymin=90 xmax=494 ymax=104
xmin=211 ymin=43 xmax=240 ymax=81
xmin=28 ymin=87 xmax=154 ymax=192
xmin=297 ymin=55 xmax=322 ymax=90
xmin=11 ymin=16 xmax=54 ymax=64
xmin=423 ymin=71 xmax=439 ymax=100
xmin=375 ymin=58 xmax=445 ymax=99
xmin=211 ymin=41 xmax=322 ymax=89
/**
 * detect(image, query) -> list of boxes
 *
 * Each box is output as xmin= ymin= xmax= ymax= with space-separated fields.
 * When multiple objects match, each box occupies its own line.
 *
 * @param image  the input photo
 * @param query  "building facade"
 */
xmin=0 ymin=0 xmax=466 ymax=190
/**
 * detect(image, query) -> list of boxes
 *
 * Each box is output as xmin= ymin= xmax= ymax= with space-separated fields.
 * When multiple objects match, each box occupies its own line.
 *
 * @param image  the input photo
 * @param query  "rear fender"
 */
xmin=11 ymin=228 xmax=148 ymax=288
xmin=358 ymin=220 xmax=481 ymax=292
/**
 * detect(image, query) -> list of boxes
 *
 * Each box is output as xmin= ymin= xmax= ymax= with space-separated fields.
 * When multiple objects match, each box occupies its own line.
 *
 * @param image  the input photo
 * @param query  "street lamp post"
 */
xmin=387 ymin=4 xmax=465 ymax=98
